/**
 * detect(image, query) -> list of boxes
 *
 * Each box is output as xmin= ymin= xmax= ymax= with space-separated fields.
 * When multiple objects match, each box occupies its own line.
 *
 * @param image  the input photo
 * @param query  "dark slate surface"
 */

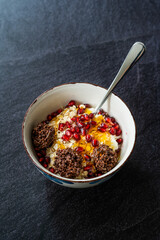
xmin=0 ymin=1 xmax=160 ymax=239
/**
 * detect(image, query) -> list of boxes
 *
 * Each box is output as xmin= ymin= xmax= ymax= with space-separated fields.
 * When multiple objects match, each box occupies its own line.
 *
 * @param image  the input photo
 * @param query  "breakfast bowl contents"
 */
xmin=32 ymin=101 xmax=123 ymax=179
xmin=22 ymin=83 xmax=136 ymax=188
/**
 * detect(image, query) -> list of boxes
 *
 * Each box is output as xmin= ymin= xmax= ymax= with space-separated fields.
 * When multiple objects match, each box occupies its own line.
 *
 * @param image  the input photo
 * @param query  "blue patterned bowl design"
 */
xmin=38 ymin=168 xmax=115 ymax=188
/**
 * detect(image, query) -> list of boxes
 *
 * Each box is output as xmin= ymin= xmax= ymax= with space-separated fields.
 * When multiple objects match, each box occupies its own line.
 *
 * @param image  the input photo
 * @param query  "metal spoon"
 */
xmin=94 ymin=42 xmax=146 ymax=113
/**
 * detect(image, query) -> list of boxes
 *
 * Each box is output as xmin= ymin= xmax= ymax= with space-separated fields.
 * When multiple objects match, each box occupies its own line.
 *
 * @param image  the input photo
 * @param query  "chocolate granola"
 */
xmin=32 ymin=122 xmax=55 ymax=149
xmin=54 ymin=148 xmax=83 ymax=178
xmin=92 ymin=144 xmax=118 ymax=173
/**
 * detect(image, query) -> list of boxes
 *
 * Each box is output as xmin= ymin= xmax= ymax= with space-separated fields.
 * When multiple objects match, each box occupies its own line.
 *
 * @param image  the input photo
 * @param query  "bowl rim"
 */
xmin=22 ymin=82 xmax=136 ymax=183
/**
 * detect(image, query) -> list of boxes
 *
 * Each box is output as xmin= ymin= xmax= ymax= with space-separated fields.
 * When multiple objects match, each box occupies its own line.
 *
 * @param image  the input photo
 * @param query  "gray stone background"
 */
xmin=0 ymin=0 xmax=160 ymax=239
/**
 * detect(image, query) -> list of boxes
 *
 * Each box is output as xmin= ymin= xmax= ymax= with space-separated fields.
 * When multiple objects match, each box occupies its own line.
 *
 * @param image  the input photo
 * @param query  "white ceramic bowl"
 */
xmin=22 ymin=83 xmax=136 ymax=188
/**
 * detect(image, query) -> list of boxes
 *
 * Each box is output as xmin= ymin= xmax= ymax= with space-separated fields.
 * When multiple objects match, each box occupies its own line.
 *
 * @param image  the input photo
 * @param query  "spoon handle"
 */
xmin=94 ymin=42 xmax=146 ymax=113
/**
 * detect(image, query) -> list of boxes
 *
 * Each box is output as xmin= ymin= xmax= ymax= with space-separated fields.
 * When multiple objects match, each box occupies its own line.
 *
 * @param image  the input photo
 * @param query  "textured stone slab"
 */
xmin=0 ymin=0 xmax=160 ymax=239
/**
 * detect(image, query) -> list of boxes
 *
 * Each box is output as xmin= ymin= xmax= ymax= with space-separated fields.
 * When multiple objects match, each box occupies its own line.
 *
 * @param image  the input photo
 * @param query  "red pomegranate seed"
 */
xmin=105 ymin=117 xmax=111 ymax=122
xmin=45 ymin=157 xmax=50 ymax=164
xmin=68 ymin=100 xmax=75 ymax=106
xmin=80 ymin=115 xmax=85 ymax=121
xmin=49 ymin=167 xmax=55 ymax=173
xmin=114 ymin=124 xmax=119 ymax=130
xmin=62 ymin=134 xmax=70 ymax=141
xmin=92 ymin=139 xmax=99 ymax=147
xmin=43 ymin=162 xmax=48 ymax=168
xmin=66 ymin=121 xmax=71 ymax=128
xmin=89 ymin=113 xmax=94 ymax=119
xmin=98 ymin=127 xmax=106 ymax=132
xmin=37 ymin=153 xmax=42 ymax=158
xmin=84 ymin=114 xmax=89 ymax=121
xmin=65 ymin=130 xmax=72 ymax=137
xmin=58 ymin=123 xmax=65 ymax=131
xmin=84 ymin=166 xmax=91 ymax=171
xmin=116 ymin=129 xmax=122 ymax=136
xmin=117 ymin=138 xmax=123 ymax=144
xmin=71 ymin=117 xmax=77 ymax=122
xmin=73 ymin=133 xmax=80 ymax=141
xmin=111 ymin=117 xmax=115 ymax=122
xmin=39 ymin=157 xmax=44 ymax=163
xmin=84 ymin=154 xmax=91 ymax=161
xmin=85 ymin=123 xmax=90 ymax=130
xmin=47 ymin=115 xmax=52 ymax=121
xmin=98 ymin=109 xmax=104 ymax=115
xmin=77 ymin=108 xmax=85 ymax=115
xmin=76 ymin=147 xmax=84 ymax=152
xmin=97 ymin=173 xmax=102 ymax=176
xmin=41 ymin=149 xmax=46 ymax=156
xmin=70 ymin=127 xmax=76 ymax=133
xmin=35 ymin=147 xmax=39 ymax=152
xmin=105 ymin=117 xmax=114 ymax=126
xmin=113 ymin=122 xmax=117 ymax=127
xmin=81 ymin=128 xmax=86 ymax=136
xmin=86 ymin=134 xmax=92 ymax=142
xmin=84 ymin=104 xmax=91 ymax=108
xmin=76 ymin=116 xmax=80 ymax=123
xmin=101 ymin=123 xmax=108 ymax=128
xmin=91 ymin=120 xmax=97 ymax=126
xmin=77 ymin=121 xmax=85 ymax=128
xmin=109 ymin=127 xmax=116 ymax=135
xmin=51 ymin=112 xmax=58 ymax=117
xmin=75 ymin=126 xmax=80 ymax=133
xmin=57 ymin=108 xmax=62 ymax=114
